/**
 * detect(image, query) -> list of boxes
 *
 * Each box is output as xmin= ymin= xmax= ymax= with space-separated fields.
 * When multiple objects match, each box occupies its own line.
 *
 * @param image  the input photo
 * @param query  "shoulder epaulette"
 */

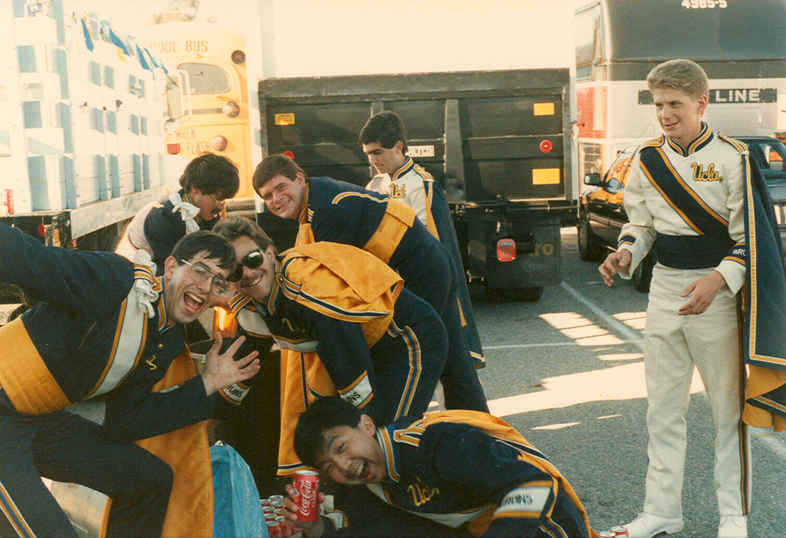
xmin=133 ymin=262 xmax=162 ymax=292
xmin=718 ymin=133 xmax=749 ymax=155
xmin=229 ymin=293 xmax=255 ymax=315
xmin=639 ymin=136 xmax=665 ymax=151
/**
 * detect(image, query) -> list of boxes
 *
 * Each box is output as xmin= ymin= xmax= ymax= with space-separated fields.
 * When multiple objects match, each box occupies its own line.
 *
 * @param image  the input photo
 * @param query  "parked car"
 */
xmin=577 ymin=136 xmax=786 ymax=292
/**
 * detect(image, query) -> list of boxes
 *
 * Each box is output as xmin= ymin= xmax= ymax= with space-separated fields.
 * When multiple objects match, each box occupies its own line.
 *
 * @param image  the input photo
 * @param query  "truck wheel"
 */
xmin=578 ymin=219 xmax=603 ymax=261
xmin=515 ymin=287 xmax=544 ymax=302
xmin=633 ymin=253 xmax=654 ymax=293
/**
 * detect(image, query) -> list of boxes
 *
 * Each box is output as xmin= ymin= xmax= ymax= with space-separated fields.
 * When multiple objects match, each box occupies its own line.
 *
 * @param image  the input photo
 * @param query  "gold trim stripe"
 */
xmin=0 ymin=318 xmax=70 ymax=414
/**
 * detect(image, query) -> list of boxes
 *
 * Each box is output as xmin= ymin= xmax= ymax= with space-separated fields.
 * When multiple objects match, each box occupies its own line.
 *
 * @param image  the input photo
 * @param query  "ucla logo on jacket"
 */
xmin=692 ymin=162 xmax=723 ymax=182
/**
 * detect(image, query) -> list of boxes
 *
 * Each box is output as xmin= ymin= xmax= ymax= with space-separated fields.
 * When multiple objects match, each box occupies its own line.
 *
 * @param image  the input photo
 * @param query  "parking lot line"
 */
xmin=559 ymin=281 xmax=644 ymax=351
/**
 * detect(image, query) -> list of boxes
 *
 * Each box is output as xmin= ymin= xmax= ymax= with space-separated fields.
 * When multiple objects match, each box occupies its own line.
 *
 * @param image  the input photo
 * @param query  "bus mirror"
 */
xmin=166 ymin=75 xmax=184 ymax=121
xmin=165 ymin=70 xmax=193 ymax=124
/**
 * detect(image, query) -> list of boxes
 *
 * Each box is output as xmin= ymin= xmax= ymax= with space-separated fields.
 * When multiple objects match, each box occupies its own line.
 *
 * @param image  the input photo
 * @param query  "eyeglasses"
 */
xmin=228 ymin=249 xmax=266 ymax=283
xmin=179 ymin=259 xmax=230 ymax=296
xmin=211 ymin=193 xmax=234 ymax=206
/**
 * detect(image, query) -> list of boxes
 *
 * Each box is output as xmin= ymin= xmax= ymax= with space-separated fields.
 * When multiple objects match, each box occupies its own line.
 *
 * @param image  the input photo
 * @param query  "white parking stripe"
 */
xmin=557 ymin=280 xmax=786 ymax=462
xmin=559 ymin=281 xmax=645 ymax=351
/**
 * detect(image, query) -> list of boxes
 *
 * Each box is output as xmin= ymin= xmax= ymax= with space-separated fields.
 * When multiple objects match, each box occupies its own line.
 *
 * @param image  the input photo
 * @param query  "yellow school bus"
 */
xmin=139 ymin=22 xmax=255 ymax=202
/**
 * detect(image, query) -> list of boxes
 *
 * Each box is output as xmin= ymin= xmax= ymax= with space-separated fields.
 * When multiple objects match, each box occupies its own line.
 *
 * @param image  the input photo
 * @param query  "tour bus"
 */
xmin=575 ymin=0 xmax=786 ymax=180
xmin=138 ymin=22 xmax=256 ymax=207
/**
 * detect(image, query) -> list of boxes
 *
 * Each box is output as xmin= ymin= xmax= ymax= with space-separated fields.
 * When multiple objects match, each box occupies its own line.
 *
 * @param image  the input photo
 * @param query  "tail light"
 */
xmin=0 ymin=189 xmax=13 ymax=215
xmin=497 ymin=239 xmax=516 ymax=262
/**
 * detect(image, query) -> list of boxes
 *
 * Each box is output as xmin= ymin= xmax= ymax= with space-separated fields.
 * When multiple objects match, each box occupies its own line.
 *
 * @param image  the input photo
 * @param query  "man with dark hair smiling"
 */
xmin=0 ymin=224 xmax=259 ymax=537
xmin=214 ymin=217 xmax=448 ymax=475
xmin=278 ymin=396 xmax=599 ymax=538
xmin=118 ymin=153 xmax=240 ymax=273
xmin=252 ymin=154 xmax=487 ymax=414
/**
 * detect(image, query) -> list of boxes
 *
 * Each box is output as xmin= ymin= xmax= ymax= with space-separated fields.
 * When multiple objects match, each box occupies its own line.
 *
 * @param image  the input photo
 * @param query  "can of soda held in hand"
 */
xmin=293 ymin=470 xmax=320 ymax=523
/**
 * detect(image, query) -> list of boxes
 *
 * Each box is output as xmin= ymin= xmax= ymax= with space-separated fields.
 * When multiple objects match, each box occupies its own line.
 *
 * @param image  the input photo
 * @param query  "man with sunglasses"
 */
xmin=0 ymin=224 xmax=259 ymax=538
xmin=214 ymin=217 xmax=448 ymax=471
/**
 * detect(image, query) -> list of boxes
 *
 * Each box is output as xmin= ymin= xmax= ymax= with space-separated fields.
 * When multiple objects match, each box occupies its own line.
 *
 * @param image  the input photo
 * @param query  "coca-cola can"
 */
xmin=266 ymin=520 xmax=282 ymax=538
xmin=598 ymin=532 xmax=616 ymax=538
xmin=293 ymin=470 xmax=320 ymax=523
xmin=261 ymin=498 xmax=272 ymax=507
xmin=269 ymin=494 xmax=284 ymax=502
xmin=275 ymin=515 xmax=293 ymax=537
xmin=610 ymin=526 xmax=630 ymax=538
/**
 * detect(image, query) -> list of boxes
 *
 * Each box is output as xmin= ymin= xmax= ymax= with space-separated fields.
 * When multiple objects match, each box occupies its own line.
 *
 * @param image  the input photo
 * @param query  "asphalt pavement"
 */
xmin=469 ymin=228 xmax=786 ymax=538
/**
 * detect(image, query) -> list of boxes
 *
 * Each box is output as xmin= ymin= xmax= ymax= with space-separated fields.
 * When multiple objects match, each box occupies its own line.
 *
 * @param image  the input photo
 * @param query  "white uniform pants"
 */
xmin=642 ymin=265 xmax=750 ymax=519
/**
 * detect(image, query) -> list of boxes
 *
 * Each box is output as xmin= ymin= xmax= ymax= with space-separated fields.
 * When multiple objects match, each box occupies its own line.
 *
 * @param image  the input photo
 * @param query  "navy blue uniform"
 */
xmin=120 ymin=189 xmax=219 ymax=275
xmin=324 ymin=412 xmax=598 ymax=538
xmin=0 ymin=223 xmax=212 ymax=538
xmin=225 ymin=243 xmax=448 ymax=474
xmin=298 ymin=177 xmax=488 ymax=413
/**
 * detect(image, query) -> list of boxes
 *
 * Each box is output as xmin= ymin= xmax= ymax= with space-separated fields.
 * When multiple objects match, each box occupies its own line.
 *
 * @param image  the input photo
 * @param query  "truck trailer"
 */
xmin=257 ymin=68 xmax=576 ymax=301
xmin=0 ymin=0 xmax=182 ymax=313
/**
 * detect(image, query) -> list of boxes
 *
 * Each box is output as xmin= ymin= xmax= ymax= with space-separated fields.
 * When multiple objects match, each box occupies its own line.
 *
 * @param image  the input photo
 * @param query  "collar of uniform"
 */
xmin=261 ymin=259 xmax=284 ymax=317
xmin=299 ymin=182 xmax=312 ymax=224
xmin=156 ymin=283 xmax=179 ymax=333
xmin=180 ymin=189 xmax=203 ymax=224
xmin=377 ymin=424 xmax=402 ymax=483
xmin=666 ymin=122 xmax=713 ymax=157
xmin=391 ymin=156 xmax=415 ymax=181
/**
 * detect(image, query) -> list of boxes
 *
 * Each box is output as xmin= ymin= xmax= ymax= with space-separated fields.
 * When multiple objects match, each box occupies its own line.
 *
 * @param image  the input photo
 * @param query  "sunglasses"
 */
xmin=229 ymin=249 xmax=266 ymax=282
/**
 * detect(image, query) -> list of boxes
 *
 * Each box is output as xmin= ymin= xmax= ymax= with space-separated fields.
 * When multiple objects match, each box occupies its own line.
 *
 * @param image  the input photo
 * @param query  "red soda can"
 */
xmin=266 ymin=520 xmax=282 ymax=538
xmin=275 ymin=515 xmax=293 ymax=537
xmin=599 ymin=532 xmax=616 ymax=538
xmin=293 ymin=470 xmax=320 ymax=523
xmin=610 ymin=526 xmax=630 ymax=538
xmin=261 ymin=498 xmax=272 ymax=507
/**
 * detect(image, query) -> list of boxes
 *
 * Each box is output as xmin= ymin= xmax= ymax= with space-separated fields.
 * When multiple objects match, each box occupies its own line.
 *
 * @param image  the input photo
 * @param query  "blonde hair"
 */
xmin=647 ymin=59 xmax=709 ymax=100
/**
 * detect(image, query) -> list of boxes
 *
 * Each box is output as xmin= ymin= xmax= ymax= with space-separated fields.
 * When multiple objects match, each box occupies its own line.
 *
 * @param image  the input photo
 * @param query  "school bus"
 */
xmin=138 ymin=22 xmax=255 ymax=206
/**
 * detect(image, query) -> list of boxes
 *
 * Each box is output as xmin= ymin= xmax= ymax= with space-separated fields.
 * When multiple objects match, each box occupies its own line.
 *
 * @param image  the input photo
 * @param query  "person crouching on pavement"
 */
xmin=279 ymin=396 xmax=599 ymax=538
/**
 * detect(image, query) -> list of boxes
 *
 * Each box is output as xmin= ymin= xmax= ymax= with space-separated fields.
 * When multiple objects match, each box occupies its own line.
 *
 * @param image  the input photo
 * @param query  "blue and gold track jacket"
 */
xmin=326 ymin=411 xmax=598 ymax=538
xmin=0 ymin=223 xmax=212 ymax=441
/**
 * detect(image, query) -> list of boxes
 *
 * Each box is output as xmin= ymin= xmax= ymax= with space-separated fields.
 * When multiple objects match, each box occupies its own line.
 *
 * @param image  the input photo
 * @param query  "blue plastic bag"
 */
xmin=211 ymin=443 xmax=266 ymax=538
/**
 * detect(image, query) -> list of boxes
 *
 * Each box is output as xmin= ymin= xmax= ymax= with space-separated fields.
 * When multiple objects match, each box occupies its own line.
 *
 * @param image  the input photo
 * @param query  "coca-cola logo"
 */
xmin=299 ymin=480 xmax=313 ymax=515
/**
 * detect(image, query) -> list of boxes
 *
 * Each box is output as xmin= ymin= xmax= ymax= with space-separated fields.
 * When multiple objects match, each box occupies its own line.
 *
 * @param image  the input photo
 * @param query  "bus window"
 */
xmin=575 ymin=4 xmax=601 ymax=80
xmin=178 ymin=63 xmax=232 ymax=94
xmin=138 ymin=22 xmax=255 ymax=202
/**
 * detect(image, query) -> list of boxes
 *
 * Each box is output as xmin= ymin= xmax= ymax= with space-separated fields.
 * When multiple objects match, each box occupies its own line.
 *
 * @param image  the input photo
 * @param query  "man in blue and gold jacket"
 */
xmin=214 ymin=217 xmax=448 ymax=475
xmin=252 ymin=154 xmax=488 ymax=416
xmin=281 ymin=396 xmax=599 ymax=538
xmin=0 ymin=224 xmax=259 ymax=538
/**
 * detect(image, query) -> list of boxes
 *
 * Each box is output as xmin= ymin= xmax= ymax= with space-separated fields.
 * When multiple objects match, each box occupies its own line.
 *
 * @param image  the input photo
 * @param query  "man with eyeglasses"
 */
xmin=116 ymin=153 xmax=239 ymax=273
xmin=0 ymin=224 xmax=259 ymax=538
xmin=214 ymin=217 xmax=447 ymax=473
xmin=116 ymin=153 xmax=239 ymax=343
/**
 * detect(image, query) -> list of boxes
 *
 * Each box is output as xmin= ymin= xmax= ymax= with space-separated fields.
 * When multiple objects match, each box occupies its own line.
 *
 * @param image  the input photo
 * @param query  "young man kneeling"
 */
xmin=281 ymin=396 xmax=599 ymax=538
